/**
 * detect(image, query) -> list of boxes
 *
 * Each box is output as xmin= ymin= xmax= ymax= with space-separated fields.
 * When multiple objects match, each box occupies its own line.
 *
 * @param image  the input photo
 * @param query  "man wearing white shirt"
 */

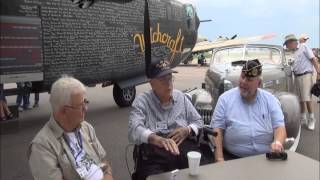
xmin=284 ymin=34 xmax=320 ymax=130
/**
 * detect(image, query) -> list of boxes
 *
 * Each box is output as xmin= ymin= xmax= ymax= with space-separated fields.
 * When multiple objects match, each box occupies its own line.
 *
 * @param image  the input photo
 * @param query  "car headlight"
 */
xmin=223 ymin=80 xmax=233 ymax=92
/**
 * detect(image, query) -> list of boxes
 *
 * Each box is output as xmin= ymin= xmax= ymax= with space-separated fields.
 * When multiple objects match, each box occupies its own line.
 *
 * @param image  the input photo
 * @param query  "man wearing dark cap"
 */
xmin=210 ymin=59 xmax=287 ymax=162
xmin=128 ymin=60 xmax=203 ymax=180
xmin=284 ymin=34 xmax=320 ymax=130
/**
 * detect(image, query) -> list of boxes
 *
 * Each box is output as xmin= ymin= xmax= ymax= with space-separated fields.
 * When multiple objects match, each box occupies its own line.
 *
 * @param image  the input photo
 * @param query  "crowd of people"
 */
xmin=1 ymin=33 xmax=318 ymax=180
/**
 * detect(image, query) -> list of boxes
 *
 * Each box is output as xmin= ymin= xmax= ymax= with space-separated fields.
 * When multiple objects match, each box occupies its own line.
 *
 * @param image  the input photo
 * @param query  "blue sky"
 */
xmin=183 ymin=0 xmax=319 ymax=47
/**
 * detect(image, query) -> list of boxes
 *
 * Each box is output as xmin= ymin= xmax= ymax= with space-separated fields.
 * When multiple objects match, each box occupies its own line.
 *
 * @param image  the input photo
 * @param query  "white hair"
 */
xmin=49 ymin=76 xmax=86 ymax=112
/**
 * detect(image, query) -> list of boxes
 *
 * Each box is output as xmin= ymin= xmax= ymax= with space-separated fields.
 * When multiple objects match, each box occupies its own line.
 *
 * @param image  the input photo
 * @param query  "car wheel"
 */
xmin=113 ymin=84 xmax=136 ymax=107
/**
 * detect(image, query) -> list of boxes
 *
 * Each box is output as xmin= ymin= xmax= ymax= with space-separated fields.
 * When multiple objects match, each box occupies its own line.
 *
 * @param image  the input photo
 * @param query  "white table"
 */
xmin=147 ymin=151 xmax=319 ymax=180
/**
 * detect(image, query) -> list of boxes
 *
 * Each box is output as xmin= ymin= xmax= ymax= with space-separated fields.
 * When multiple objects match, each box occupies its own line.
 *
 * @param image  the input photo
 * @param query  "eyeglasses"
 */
xmin=65 ymin=99 xmax=89 ymax=111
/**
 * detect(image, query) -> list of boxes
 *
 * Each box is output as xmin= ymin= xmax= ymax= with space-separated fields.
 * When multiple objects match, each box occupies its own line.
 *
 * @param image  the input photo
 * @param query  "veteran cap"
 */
xmin=149 ymin=60 xmax=177 ymax=79
xmin=242 ymin=59 xmax=262 ymax=77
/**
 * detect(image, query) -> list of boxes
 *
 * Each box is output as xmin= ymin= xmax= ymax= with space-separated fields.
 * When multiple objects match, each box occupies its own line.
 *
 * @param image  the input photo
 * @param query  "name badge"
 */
xmin=156 ymin=122 xmax=168 ymax=131
xmin=76 ymin=165 xmax=89 ymax=179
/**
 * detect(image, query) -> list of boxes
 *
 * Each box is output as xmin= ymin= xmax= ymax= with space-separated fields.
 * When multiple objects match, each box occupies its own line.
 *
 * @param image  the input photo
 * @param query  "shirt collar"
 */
xmin=150 ymin=90 xmax=177 ymax=106
xmin=252 ymin=88 xmax=261 ymax=103
xmin=48 ymin=116 xmax=82 ymax=139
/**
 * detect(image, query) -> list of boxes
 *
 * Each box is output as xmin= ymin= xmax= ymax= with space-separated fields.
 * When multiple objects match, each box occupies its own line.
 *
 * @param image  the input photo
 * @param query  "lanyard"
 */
xmin=64 ymin=131 xmax=83 ymax=165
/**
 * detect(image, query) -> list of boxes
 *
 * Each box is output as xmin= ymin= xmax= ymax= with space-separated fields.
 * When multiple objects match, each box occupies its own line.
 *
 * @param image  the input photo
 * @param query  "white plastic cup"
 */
xmin=187 ymin=151 xmax=201 ymax=176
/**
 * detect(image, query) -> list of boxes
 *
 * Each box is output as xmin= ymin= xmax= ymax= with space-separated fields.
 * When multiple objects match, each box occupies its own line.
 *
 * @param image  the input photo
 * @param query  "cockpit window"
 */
xmin=185 ymin=5 xmax=194 ymax=18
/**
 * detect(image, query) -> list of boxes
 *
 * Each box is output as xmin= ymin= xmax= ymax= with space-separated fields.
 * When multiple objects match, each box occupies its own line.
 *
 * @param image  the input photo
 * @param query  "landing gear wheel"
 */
xmin=113 ymin=84 xmax=136 ymax=107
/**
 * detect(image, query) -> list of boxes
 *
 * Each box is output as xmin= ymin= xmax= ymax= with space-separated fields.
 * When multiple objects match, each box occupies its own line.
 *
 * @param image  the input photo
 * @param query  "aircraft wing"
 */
xmin=192 ymin=33 xmax=276 ymax=53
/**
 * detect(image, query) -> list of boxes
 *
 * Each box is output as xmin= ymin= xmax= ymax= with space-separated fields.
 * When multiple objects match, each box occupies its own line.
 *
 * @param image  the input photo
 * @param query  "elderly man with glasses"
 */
xmin=128 ymin=60 xmax=204 ymax=180
xmin=28 ymin=76 xmax=113 ymax=180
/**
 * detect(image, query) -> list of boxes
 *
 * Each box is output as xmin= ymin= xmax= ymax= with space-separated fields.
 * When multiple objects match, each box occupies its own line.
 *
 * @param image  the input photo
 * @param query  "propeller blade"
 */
xmin=230 ymin=34 xmax=237 ymax=40
xmin=144 ymin=0 xmax=152 ymax=78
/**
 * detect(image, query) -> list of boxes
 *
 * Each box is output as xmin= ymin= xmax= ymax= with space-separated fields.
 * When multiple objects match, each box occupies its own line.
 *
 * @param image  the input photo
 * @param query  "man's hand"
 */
xmin=272 ymin=126 xmax=286 ymax=153
xmin=148 ymin=134 xmax=180 ymax=155
xmin=270 ymin=141 xmax=284 ymax=153
xmin=102 ymin=174 xmax=113 ymax=180
xmin=213 ymin=128 xmax=224 ymax=163
xmin=100 ymin=161 xmax=113 ymax=180
xmin=168 ymin=127 xmax=190 ymax=146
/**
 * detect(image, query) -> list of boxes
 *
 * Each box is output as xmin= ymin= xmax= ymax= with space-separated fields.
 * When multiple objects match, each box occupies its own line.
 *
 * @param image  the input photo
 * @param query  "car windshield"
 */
xmin=213 ymin=46 xmax=281 ymax=65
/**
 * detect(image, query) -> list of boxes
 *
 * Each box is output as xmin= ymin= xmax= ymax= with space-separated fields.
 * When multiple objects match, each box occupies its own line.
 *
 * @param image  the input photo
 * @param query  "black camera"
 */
xmin=311 ymin=81 xmax=320 ymax=97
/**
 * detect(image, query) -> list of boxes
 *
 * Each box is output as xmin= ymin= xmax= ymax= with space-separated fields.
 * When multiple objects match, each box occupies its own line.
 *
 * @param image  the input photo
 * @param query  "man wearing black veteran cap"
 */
xmin=210 ymin=59 xmax=287 ymax=162
xmin=284 ymin=34 xmax=320 ymax=130
xmin=128 ymin=60 xmax=204 ymax=180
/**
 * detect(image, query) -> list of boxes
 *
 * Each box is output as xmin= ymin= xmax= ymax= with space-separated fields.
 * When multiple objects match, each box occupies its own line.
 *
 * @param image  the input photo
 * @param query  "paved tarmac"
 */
xmin=0 ymin=66 xmax=319 ymax=180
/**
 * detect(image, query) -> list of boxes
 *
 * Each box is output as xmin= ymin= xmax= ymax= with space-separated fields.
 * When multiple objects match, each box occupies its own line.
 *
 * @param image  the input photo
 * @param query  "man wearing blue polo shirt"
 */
xmin=210 ymin=59 xmax=287 ymax=162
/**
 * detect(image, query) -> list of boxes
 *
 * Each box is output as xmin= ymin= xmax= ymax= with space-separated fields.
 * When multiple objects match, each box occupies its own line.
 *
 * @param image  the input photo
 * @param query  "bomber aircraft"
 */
xmin=0 ymin=0 xmax=199 ymax=107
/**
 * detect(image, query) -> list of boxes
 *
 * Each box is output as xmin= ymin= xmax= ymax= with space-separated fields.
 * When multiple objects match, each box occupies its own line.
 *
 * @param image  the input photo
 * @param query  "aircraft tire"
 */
xmin=113 ymin=84 xmax=136 ymax=107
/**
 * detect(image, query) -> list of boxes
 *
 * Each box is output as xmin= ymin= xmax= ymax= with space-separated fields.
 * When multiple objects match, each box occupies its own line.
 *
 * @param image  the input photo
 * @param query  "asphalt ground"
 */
xmin=0 ymin=66 xmax=319 ymax=180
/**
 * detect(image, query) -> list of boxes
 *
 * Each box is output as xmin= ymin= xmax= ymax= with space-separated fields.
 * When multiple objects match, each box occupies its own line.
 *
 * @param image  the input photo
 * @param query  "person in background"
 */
xmin=299 ymin=33 xmax=309 ymax=45
xmin=312 ymin=48 xmax=319 ymax=63
xmin=197 ymin=53 xmax=206 ymax=66
xmin=33 ymin=92 xmax=39 ymax=108
xmin=0 ymin=84 xmax=14 ymax=121
xmin=16 ymin=82 xmax=31 ymax=111
xmin=284 ymin=34 xmax=320 ymax=130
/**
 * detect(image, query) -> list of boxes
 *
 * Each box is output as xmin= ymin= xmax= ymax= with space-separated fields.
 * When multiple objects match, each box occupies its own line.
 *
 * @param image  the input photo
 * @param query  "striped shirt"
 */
xmin=210 ymin=88 xmax=285 ymax=157
xmin=128 ymin=89 xmax=203 ymax=145
xmin=293 ymin=44 xmax=315 ymax=74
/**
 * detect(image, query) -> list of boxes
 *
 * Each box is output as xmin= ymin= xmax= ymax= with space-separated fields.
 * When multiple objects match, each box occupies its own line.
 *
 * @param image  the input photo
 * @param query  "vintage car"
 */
xmin=185 ymin=44 xmax=301 ymax=151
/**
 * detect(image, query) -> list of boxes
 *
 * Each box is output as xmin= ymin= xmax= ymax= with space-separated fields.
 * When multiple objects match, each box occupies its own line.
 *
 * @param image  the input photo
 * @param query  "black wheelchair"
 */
xmin=126 ymin=126 xmax=217 ymax=180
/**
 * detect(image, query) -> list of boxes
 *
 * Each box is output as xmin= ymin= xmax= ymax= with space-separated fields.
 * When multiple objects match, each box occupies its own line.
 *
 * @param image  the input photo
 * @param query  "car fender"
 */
xmin=275 ymin=92 xmax=301 ymax=151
